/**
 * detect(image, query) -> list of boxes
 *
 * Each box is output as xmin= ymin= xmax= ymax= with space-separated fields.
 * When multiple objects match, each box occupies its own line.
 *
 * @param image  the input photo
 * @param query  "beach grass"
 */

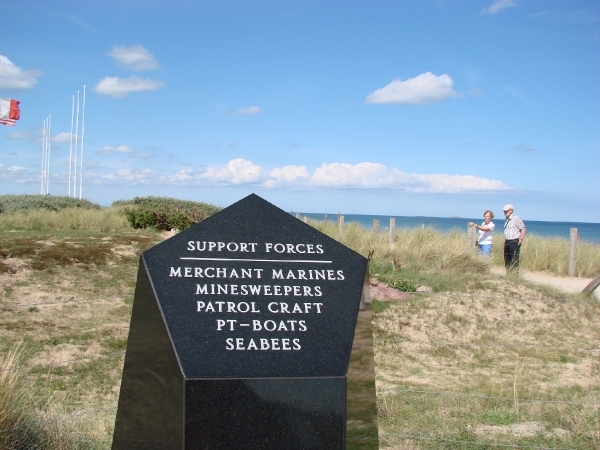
xmin=0 ymin=206 xmax=131 ymax=233
xmin=311 ymin=218 xmax=600 ymax=279
xmin=0 ymin=208 xmax=598 ymax=448
xmin=491 ymin=234 xmax=600 ymax=278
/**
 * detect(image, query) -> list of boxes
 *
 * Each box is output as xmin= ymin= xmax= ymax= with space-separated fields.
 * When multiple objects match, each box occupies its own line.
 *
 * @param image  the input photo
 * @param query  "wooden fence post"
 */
xmin=582 ymin=275 xmax=600 ymax=297
xmin=373 ymin=219 xmax=379 ymax=235
xmin=295 ymin=213 xmax=300 ymax=219
xmin=568 ymin=228 xmax=578 ymax=277
xmin=467 ymin=224 xmax=478 ymax=249
xmin=303 ymin=215 xmax=308 ymax=224
xmin=359 ymin=263 xmax=370 ymax=311
xmin=389 ymin=218 xmax=395 ymax=246
xmin=338 ymin=215 xmax=344 ymax=239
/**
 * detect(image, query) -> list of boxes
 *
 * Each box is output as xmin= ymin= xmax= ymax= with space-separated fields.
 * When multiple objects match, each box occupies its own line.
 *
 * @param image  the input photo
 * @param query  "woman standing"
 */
xmin=469 ymin=210 xmax=495 ymax=257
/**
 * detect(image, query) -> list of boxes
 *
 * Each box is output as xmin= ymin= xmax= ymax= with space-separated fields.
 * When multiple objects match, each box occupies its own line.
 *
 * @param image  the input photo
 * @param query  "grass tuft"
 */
xmin=0 ymin=342 xmax=29 ymax=449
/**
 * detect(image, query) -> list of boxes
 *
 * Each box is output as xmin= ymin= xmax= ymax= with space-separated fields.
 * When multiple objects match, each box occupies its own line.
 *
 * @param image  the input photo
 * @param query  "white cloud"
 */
xmin=1 ymin=156 xmax=511 ymax=193
xmin=481 ymin=0 xmax=517 ymax=15
xmin=228 ymin=106 xmax=261 ymax=116
xmin=8 ymin=130 xmax=31 ymax=140
xmin=410 ymin=173 xmax=509 ymax=193
xmin=107 ymin=45 xmax=160 ymax=71
xmin=264 ymin=165 xmax=310 ymax=187
xmin=93 ymin=76 xmax=165 ymax=98
xmin=298 ymin=162 xmax=510 ymax=193
xmin=93 ymin=167 xmax=155 ymax=184
xmin=0 ymin=55 xmax=42 ymax=90
xmin=365 ymin=72 xmax=456 ymax=105
xmin=0 ymin=163 xmax=36 ymax=184
xmin=96 ymin=144 xmax=155 ymax=159
xmin=97 ymin=145 xmax=135 ymax=155
xmin=53 ymin=132 xmax=75 ymax=143
xmin=58 ymin=14 xmax=97 ymax=33
xmin=311 ymin=162 xmax=401 ymax=188
xmin=88 ymin=160 xmax=511 ymax=192
xmin=201 ymin=158 xmax=264 ymax=184
xmin=10 ymin=127 xmax=51 ymax=143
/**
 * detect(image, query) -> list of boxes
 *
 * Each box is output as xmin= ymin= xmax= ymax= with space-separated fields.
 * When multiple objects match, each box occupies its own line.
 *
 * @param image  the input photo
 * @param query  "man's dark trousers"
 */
xmin=504 ymin=239 xmax=520 ymax=271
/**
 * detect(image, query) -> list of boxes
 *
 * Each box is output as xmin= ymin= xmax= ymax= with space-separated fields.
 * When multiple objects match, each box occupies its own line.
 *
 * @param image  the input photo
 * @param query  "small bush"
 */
xmin=112 ymin=196 xmax=221 ymax=215
xmin=389 ymin=279 xmax=418 ymax=292
xmin=124 ymin=208 xmax=156 ymax=230
xmin=0 ymin=195 xmax=100 ymax=214
xmin=118 ymin=196 xmax=221 ymax=231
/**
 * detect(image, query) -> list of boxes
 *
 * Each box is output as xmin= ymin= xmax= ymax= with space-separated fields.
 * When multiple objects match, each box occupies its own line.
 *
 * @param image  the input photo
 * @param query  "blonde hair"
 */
xmin=484 ymin=210 xmax=494 ymax=219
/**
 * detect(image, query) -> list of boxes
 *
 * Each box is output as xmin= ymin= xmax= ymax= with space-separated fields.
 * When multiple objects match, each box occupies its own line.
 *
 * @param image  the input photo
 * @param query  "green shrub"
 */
xmin=168 ymin=212 xmax=193 ymax=231
xmin=0 ymin=195 xmax=100 ymax=214
xmin=112 ymin=196 xmax=221 ymax=215
xmin=124 ymin=208 xmax=156 ymax=230
xmin=118 ymin=196 xmax=221 ymax=231
xmin=389 ymin=279 xmax=417 ymax=292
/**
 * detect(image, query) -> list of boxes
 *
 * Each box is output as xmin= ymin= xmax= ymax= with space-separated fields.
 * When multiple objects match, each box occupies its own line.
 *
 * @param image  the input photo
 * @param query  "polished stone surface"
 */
xmin=112 ymin=264 xmax=184 ymax=450
xmin=112 ymin=194 xmax=374 ymax=449
xmin=346 ymin=306 xmax=379 ymax=450
xmin=142 ymin=194 xmax=368 ymax=378
xmin=185 ymin=378 xmax=345 ymax=449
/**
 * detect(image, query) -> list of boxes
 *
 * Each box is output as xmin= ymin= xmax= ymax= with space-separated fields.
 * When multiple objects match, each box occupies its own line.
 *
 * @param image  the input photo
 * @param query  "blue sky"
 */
xmin=1 ymin=0 xmax=599 ymax=222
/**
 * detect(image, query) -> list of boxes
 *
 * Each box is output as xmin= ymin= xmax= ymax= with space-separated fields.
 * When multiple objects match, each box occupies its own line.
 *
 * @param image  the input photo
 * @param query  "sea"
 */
xmin=296 ymin=213 xmax=600 ymax=244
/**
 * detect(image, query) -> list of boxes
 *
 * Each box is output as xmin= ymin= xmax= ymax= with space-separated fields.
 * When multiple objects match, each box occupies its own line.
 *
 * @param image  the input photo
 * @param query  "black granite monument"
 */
xmin=112 ymin=194 xmax=378 ymax=449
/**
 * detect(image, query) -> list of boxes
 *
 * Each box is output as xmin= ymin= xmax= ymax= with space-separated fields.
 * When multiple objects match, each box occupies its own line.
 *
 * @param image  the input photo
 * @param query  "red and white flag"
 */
xmin=0 ymin=98 xmax=20 ymax=126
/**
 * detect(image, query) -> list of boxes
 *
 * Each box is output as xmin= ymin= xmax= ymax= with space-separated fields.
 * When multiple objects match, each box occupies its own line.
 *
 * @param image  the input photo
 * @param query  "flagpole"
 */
xmin=47 ymin=115 xmax=51 ymax=195
xmin=41 ymin=119 xmax=46 ymax=194
xmin=69 ymin=96 xmax=74 ymax=197
xmin=74 ymin=91 xmax=80 ymax=198
xmin=79 ymin=85 xmax=86 ymax=200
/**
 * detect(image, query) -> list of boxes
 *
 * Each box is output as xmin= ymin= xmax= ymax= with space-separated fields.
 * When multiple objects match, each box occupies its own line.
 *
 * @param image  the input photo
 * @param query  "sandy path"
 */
xmin=492 ymin=266 xmax=600 ymax=300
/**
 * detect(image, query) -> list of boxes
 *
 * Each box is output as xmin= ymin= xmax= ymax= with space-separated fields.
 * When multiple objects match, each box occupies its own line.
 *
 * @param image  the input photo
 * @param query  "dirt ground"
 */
xmin=1 ymin=231 xmax=598 ymax=448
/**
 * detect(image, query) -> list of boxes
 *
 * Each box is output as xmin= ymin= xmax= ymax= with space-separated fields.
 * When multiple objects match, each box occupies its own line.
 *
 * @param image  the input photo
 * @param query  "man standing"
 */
xmin=503 ymin=204 xmax=526 ymax=272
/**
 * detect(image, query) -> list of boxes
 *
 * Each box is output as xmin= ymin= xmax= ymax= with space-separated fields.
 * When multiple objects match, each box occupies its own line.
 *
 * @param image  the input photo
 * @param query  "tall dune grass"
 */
xmin=311 ymin=221 xmax=489 ymax=274
xmin=311 ymin=219 xmax=600 ymax=278
xmin=1 ymin=207 xmax=598 ymax=277
xmin=491 ymin=234 xmax=600 ymax=277
xmin=0 ymin=343 xmax=29 ymax=449
xmin=0 ymin=206 xmax=132 ymax=233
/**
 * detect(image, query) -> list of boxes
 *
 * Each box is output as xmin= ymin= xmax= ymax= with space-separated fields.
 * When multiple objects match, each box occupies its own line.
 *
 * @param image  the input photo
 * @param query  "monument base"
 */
xmin=186 ymin=378 xmax=345 ymax=449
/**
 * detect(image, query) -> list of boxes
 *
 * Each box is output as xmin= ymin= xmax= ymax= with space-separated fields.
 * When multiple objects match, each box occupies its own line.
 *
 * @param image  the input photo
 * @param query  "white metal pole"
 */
xmin=45 ymin=118 xmax=49 ymax=194
xmin=69 ymin=95 xmax=74 ymax=197
xmin=41 ymin=119 xmax=46 ymax=194
xmin=79 ymin=85 xmax=86 ymax=199
xmin=47 ymin=115 xmax=51 ymax=195
xmin=74 ymin=91 xmax=80 ymax=198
